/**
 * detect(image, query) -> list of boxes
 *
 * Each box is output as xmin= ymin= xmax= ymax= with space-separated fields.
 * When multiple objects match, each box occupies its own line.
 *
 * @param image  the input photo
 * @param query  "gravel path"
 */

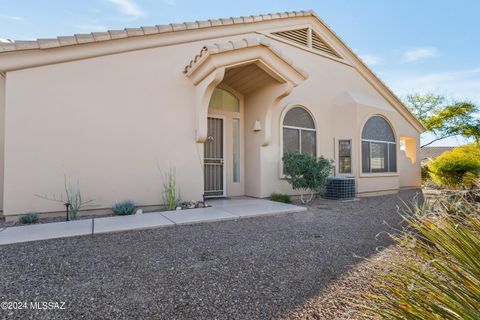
xmin=0 ymin=190 xmax=422 ymax=319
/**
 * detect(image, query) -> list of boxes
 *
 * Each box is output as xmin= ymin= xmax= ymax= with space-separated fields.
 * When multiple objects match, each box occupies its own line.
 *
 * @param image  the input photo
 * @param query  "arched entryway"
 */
xmin=185 ymin=36 xmax=308 ymax=198
xmin=204 ymin=87 xmax=243 ymax=197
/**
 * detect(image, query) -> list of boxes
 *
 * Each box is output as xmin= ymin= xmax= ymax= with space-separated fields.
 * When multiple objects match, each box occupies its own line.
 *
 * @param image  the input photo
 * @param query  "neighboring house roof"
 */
xmin=420 ymin=146 xmax=454 ymax=161
xmin=0 ymin=9 xmax=426 ymax=133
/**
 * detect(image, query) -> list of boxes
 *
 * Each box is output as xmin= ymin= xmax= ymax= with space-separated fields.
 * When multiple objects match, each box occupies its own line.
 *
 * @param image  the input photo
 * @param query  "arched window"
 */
xmin=208 ymin=88 xmax=239 ymax=112
xmin=361 ymin=116 xmax=396 ymax=173
xmin=283 ymin=107 xmax=316 ymax=156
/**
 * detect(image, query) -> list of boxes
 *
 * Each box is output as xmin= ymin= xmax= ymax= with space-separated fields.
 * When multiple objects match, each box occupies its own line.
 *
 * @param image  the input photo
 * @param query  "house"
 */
xmin=0 ymin=10 xmax=425 ymax=220
xmin=420 ymin=146 xmax=453 ymax=165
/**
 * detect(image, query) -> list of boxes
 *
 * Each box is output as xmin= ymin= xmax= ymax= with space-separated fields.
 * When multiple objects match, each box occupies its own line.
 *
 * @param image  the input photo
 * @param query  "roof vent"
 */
xmin=311 ymin=30 xmax=340 ymax=58
xmin=271 ymin=28 xmax=341 ymax=59
xmin=272 ymin=28 xmax=308 ymax=47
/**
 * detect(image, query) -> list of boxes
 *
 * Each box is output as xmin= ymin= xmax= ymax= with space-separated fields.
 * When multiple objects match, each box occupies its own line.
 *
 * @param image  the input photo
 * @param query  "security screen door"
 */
xmin=204 ymin=117 xmax=224 ymax=197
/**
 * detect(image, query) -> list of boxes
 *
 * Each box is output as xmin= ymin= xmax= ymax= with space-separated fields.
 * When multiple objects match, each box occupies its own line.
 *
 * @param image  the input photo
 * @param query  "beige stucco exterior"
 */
xmin=0 ymin=11 xmax=424 ymax=218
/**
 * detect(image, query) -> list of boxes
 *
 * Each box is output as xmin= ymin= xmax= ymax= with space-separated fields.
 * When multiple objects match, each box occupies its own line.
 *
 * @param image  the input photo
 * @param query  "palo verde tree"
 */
xmin=405 ymin=93 xmax=480 ymax=147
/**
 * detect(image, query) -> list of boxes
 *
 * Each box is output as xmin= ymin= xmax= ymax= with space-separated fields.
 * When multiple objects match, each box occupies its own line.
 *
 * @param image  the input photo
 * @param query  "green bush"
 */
xmin=282 ymin=152 xmax=332 ymax=203
xmin=19 ymin=213 xmax=39 ymax=224
xmin=112 ymin=200 xmax=136 ymax=216
xmin=429 ymin=144 xmax=480 ymax=189
xmin=270 ymin=193 xmax=291 ymax=203
xmin=365 ymin=193 xmax=480 ymax=319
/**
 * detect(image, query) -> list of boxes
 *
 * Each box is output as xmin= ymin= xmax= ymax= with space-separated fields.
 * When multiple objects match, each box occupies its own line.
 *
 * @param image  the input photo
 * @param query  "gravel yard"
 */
xmin=0 ymin=189 xmax=422 ymax=319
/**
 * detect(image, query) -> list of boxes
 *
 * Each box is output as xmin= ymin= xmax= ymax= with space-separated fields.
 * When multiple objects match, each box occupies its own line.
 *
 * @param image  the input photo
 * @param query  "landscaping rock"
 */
xmin=0 ymin=189 xmax=421 ymax=319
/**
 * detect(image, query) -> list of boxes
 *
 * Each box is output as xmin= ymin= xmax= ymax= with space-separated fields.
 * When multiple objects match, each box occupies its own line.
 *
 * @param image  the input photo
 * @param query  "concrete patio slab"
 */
xmin=0 ymin=219 xmax=92 ymax=245
xmin=161 ymin=207 xmax=238 ymax=225
xmin=206 ymin=198 xmax=275 ymax=207
xmin=221 ymin=202 xmax=307 ymax=218
xmin=93 ymin=212 xmax=175 ymax=234
xmin=0 ymin=197 xmax=307 ymax=245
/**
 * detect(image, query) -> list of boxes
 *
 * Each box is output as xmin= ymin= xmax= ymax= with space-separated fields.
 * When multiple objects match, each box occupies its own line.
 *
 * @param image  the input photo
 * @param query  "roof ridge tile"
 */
xmin=0 ymin=10 xmax=314 ymax=53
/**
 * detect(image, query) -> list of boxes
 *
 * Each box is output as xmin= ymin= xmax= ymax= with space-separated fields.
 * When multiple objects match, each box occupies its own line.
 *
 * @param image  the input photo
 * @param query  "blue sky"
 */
xmin=1 ymin=0 xmax=479 ymax=146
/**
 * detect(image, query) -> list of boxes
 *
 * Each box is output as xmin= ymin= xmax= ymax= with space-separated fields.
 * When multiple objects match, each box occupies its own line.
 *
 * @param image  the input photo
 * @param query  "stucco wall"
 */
xmin=3 ymin=38 xmax=235 ymax=215
xmin=0 ymin=73 xmax=5 ymax=210
xmin=255 ymin=38 xmax=421 ymax=197
xmin=2 ymin=21 xmax=421 ymax=216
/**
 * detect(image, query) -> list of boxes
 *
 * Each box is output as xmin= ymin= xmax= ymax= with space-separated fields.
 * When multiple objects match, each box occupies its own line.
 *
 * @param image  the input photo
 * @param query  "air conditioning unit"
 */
xmin=323 ymin=177 xmax=356 ymax=200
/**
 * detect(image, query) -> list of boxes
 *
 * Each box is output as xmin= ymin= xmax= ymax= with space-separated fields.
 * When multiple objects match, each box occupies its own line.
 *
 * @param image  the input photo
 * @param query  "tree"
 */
xmin=282 ymin=152 xmax=332 ymax=203
xmin=405 ymin=93 xmax=480 ymax=147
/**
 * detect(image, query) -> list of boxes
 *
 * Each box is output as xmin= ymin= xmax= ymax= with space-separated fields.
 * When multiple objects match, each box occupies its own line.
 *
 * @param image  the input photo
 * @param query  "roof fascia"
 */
xmin=0 ymin=16 xmax=314 ymax=72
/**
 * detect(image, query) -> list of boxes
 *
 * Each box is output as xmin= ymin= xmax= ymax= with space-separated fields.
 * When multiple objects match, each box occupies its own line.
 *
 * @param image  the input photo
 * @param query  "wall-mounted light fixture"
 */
xmin=253 ymin=120 xmax=262 ymax=132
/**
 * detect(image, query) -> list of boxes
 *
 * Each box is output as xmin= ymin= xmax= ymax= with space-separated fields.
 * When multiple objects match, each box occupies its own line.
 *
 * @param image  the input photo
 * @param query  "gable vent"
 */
xmin=271 ymin=28 xmax=341 ymax=59
xmin=272 ymin=28 xmax=308 ymax=47
xmin=311 ymin=30 xmax=340 ymax=58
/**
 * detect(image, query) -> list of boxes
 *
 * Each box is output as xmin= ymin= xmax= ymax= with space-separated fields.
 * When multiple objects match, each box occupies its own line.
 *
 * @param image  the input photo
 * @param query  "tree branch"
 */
xmin=421 ymin=134 xmax=458 ymax=148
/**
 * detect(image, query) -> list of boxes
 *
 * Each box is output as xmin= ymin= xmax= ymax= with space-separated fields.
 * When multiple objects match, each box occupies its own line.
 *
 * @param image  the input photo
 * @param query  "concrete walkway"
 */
xmin=0 ymin=198 xmax=306 ymax=245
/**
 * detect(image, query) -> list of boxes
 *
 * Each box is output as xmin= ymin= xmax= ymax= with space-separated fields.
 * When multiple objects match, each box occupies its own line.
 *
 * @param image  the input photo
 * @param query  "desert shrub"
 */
xmin=421 ymin=163 xmax=430 ymax=182
xmin=282 ymin=152 xmax=332 ymax=203
xmin=429 ymin=144 xmax=480 ymax=189
xmin=19 ymin=213 xmax=39 ymax=224
xmin=270 ymin=193 xmax=291 ymax=203
xmin=112 ymin=200 xmax=135 ymax=216
xmin=364 ymin=194 xmax=480 ymax=319
xmin=36 ymin=175 xmax=95 ymax=220
xmin=161 ymin=166 xmax=181 ymax=210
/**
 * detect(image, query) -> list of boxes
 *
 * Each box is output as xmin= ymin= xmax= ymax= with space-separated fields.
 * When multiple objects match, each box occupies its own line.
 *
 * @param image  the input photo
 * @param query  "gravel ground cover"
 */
xmin=0 ymin=189 xmax=422 ymax=319
xmin=283 ymin=245 xmax=404 ymax=319
xmin=0 ymin=213 xmax=113 ymax=229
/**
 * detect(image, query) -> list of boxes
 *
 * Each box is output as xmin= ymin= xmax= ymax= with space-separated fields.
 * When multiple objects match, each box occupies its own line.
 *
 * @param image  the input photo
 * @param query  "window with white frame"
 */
xmin=361 ymin=116 xmax=397 ymax=173
xmin=283 ymin=107 xmax=316 ymax=158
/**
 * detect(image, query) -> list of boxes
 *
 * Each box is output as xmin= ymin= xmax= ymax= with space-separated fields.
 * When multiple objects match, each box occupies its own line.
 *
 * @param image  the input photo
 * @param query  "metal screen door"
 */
xmin=204 ymin=117 xmax=224 ymax=197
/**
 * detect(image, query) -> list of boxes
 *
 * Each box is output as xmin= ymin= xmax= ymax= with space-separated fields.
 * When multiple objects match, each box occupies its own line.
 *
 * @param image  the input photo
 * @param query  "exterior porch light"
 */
xmin=253 ymin=120 xmax=262 ymax=132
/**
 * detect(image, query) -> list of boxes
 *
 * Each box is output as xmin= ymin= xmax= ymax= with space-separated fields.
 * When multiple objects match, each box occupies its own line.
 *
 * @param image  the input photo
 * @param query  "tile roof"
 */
xmin=0 ymin=10 xmax=314 ymax=53
xmin=183 ymin=36 xmax=308 ymax=78
xmin=420 ymin=146 xmax=454 ymax=160
xmin=0 ymin=9 xmax=426 ymax=132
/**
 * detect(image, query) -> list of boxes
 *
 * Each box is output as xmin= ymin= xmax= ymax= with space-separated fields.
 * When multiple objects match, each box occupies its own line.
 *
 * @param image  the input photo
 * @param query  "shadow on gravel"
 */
xmin=0 ymin=189 xmax=423 ymax=320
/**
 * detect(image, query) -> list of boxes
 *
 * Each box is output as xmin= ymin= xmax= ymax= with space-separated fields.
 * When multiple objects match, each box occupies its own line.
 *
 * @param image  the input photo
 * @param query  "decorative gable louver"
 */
xmin=272 ymin=28 xmax=309 ymax=47
xmin=311 ymin=30 xmax=340 ymax=58
xmin=271 ymin=28 xmax=341 ymax=59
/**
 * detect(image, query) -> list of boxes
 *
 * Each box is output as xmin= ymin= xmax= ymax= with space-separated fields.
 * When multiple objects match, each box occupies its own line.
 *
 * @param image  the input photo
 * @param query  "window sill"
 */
xmin=336 ymin=173 xmax=353 ymax=177
xmin=359 ymin=173 xmax=399 ymax=178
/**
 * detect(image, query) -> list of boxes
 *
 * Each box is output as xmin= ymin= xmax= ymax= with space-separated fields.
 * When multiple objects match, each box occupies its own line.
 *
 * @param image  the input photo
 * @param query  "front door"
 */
xmin=204 ymin=117 xmax=225 ymax=197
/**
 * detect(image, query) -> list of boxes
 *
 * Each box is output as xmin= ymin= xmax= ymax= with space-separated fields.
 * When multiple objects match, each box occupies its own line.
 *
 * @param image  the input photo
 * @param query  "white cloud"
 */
xmin=75 ymin=25 xmax=108 ymax=32
xmin=402 ymin=47 xmax=438 ymax=62
xmin=358 ymin=54 xmax=383 ymax=66
xmin=0 ymin=15 xmax=23 ymax=21
xmin=385 ymin=67 xmax=480 ymax=103
xmin=107 ymin=0 xmax=144 ymax=19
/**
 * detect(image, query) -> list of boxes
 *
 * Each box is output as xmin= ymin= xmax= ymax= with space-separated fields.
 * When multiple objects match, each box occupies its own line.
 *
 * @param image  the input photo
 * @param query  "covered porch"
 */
xmin=184 ymin=36 xmax=308 ymax=198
